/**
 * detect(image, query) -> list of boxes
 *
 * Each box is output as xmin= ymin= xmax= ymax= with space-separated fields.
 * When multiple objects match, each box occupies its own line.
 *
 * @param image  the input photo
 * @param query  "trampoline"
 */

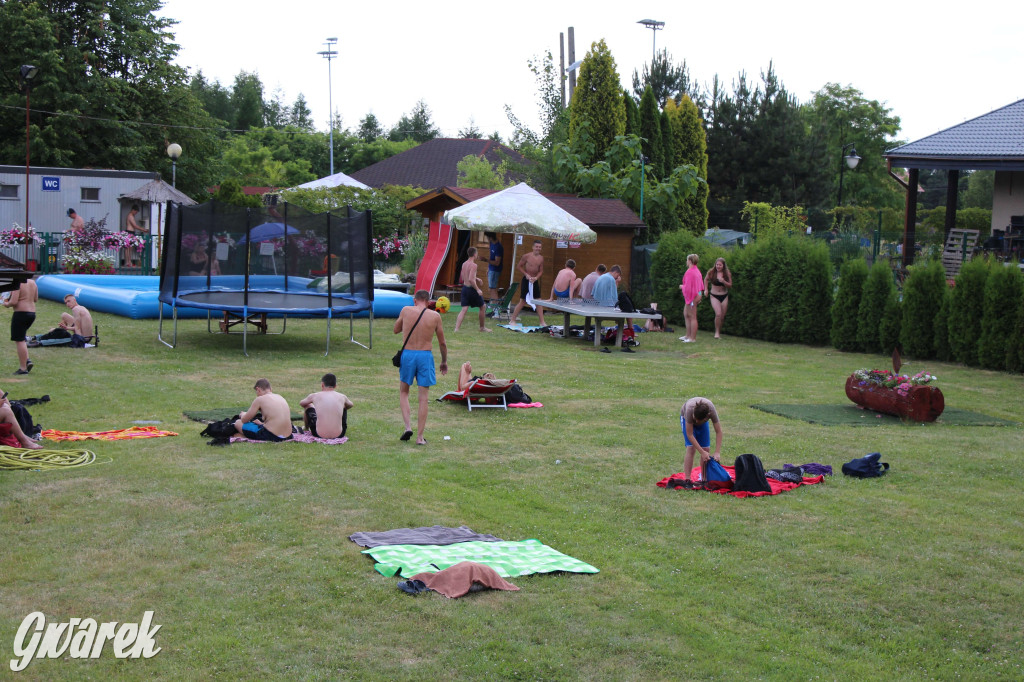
xmin=159 ymin=200 xmax=377 ymax=355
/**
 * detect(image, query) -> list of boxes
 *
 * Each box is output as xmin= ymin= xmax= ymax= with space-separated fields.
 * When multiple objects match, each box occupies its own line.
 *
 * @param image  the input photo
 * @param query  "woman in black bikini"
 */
xmin=703 ymin=257 xmax=732 ymax=339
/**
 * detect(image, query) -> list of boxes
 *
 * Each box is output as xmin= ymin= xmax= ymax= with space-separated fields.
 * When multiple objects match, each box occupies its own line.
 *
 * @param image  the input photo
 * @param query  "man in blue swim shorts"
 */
xmin=234 ymin=378 xmax=293 ymax=441
xmin=394 ymin=290 xmax=448 ymax=445
xmin=678 ymin=396 xmax=723 ymax=489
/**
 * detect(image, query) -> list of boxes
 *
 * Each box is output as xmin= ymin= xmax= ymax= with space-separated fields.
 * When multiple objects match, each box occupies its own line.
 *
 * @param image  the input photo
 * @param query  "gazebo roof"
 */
xmin=885 ymin=98 xmax=1024 ymax=171
xmin=120 ymin=178 xmax=196 ymax=205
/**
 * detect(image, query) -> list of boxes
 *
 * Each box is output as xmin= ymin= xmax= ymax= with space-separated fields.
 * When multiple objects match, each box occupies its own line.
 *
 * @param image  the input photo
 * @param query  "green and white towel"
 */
xmin=363 ymin=539 xmax=599 ymax=578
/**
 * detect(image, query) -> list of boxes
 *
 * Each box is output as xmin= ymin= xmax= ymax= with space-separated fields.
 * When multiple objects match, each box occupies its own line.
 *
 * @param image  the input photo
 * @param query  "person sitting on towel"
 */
xmin=234 ymin=378 xmax=293 ymax=441
xmin=49 ymin=294 xmax=94 ymax=340
xmin=677 ymin=396 xmax=723 ymax=489
xmin=0 ymin=391 xmax=42 ymax=449
xmin=299 ymin=372 xmax=353 ymax=439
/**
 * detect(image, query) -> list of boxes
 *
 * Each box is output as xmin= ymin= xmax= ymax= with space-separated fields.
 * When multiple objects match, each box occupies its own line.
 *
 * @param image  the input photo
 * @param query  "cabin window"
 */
xmin=0 ymin=184 xmax=18 ymax=200
xmin=81 ymin=187 xmax=100 ymax=202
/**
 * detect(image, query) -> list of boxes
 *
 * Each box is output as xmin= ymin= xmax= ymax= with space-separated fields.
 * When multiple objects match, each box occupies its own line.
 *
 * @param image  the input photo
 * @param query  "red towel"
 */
xmin=658 ymin=465 xmax=824 ymax=498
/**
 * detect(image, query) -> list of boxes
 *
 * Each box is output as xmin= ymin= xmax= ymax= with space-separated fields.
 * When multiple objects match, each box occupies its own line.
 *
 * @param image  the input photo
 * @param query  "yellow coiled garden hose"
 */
xmin=0 ymin=445 xmax=108 ymax=470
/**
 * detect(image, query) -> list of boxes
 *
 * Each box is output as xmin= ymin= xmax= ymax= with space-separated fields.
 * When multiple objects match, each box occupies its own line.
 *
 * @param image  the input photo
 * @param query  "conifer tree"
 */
xmin=638 ymin=86 xmax=664 ymax=178
xmin=569 ymin=39 xmax=626 ymax=166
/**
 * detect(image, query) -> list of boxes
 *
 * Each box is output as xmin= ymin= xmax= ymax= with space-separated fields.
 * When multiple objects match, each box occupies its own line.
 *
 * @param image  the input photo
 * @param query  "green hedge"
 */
xmin=831 ymin=258 xmax=869 ymax=351
xmin=947 ymin=257 xmax=993 ymax=366
xmin=649 ymin=230 xmax=727 ymax=331
xmin=900 ymin=260 xmax=948 ymax=360
xmin=857 ymin=261 xmax=896 ymax=354
xmin=978 ymin=265 xmax=1024 ymax=370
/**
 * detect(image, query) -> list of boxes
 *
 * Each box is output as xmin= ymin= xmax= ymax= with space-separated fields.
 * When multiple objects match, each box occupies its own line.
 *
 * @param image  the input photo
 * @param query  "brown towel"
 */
xmin=410 ymin=561 xmax=520 ymax=599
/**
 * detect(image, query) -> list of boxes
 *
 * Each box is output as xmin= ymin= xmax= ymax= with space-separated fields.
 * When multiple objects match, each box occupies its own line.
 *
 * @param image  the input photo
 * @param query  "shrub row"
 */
xmin=651 ymin=232 xmax=832 ymax=345
xmin=650 ymin=232 xmax=1024 ymax=373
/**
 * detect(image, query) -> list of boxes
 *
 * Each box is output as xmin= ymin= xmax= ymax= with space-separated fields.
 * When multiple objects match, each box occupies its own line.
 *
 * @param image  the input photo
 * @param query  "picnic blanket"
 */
xmin=229 ymin=432 xmax=347 ymax=445
xmin=349 ymin=525 xmax=502 ymax=549
xmin=409 ymin=561 xmax=520 ymax=598
xmin=41 ymin=426 xmax=178 ymax=441
xmin=658 ymin=465 xmax=824 ymax=498
xmin=363 ymin=539 xmax=600 ymax=578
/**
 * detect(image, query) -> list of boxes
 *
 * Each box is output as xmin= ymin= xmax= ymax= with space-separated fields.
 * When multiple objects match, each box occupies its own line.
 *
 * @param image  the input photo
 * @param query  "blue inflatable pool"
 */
xmin=36 ymin=275 xmax=412 ymax=320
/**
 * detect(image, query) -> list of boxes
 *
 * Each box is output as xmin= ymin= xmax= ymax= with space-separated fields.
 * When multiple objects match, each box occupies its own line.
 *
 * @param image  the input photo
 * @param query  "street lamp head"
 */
xmin=845 ymin=148 xmax=861 ymax=170
xmin=20 ymin=65 xmax=39 ymax=83
xmin=166 ymin=143 xmax=182 ymax=161
xmin=637 ymin=19 xmax=665 ymax=30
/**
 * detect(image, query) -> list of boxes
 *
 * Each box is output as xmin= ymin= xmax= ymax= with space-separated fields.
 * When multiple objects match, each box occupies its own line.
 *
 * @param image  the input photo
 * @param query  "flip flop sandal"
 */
xmin=400 ymin=430 xmax=413 ymax=441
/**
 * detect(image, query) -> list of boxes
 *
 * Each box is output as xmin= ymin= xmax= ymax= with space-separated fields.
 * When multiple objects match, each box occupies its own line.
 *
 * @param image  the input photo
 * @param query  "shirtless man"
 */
xmin=580 ymin=264 xmax=606 ymax=299
xmin=454 ymin=247 xmax=491 ymax=333
xmin=125 ymin=204 xmax=143 ymax=267
xmin=394 ymin=289 xmax=448 ymax=445
xmin=509 ymin=239 xmax=546 ymax=326
xmin=67 ymin=208 xmax=84 ymax=232
xmin=0 ymin=391 xmax=42 ymax=449
xmin=234 ymin=378 xmax=293 ymax=441
xmin=548 ymin=259 xmax=582 ymax=300
xmin=3 ymin=278 xmax=38 ymax=374
xmin=59 ymin=294 xmax=94 ymax=339
xmin=299 ymin=373 xmax=353 ymax=439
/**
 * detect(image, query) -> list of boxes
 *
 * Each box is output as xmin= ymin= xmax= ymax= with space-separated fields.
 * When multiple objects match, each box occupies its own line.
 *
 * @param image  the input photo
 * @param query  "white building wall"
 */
xmin=992 ymin=171 xmax=1024 ymax=233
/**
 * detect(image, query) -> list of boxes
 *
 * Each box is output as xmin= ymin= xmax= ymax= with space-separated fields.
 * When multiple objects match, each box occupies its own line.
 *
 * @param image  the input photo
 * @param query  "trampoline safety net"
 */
xmin=160 ymin=199 xmax=373 ymax=314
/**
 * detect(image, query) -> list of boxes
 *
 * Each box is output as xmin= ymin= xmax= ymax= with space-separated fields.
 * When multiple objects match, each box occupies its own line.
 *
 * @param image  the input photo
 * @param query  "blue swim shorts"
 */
xmin=680 ymin=415 xmax=710 ymax=448
xmin=399 ymin=349 xmax=436 ymax=387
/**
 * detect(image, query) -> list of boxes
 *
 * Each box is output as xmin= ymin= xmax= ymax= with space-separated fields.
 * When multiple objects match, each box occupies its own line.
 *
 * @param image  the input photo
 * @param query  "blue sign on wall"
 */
xmin=41 ymin=176 xmax=60 ymax=191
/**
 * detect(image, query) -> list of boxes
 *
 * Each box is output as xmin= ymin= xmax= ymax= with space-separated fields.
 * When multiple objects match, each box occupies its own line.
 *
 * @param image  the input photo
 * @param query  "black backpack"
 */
xmin=10 ymin=401 xmax=41 ymax=440
xmin=842 ymin=452 xmax=889 ymax=478
xmin=506 ymin=384 xmax=531 ymax=405
xmin=733 ymin=454 xmax=772 ymax=493
xmin=200 ymin=417 xmax=237 ymax=446
xmin=617 ymin=291 xmax=636 ymax=313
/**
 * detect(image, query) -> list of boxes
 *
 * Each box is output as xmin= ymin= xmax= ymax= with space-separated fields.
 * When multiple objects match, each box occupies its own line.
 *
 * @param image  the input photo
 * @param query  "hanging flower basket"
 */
xmin=845 ymin=372 xmax=944 ymax=422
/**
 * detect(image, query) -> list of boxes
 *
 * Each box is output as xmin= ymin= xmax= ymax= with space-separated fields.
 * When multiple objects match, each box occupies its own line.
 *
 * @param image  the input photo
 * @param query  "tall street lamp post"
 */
xmin=20 ymin=64 xmax=38 ymax=266
xmin=318 ymin=37 xmax=338 ymax=176
xmin=837 ymin=142 xmax=861 ymax=210
xmin=167 ymin=143 xmax=182 ymax=188
xmin=637 ymin=19 xmax=665 ymax=62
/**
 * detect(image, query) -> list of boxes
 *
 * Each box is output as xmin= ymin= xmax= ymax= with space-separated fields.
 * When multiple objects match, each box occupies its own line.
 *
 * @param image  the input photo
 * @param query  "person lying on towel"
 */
xmin=234 ymin=378 xmax=293 ymax=441
xmin=299 ymin=373 xmax=353 ymax=439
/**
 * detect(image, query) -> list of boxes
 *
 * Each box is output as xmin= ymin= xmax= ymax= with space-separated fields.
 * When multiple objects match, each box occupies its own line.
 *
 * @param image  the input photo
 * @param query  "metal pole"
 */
xmin=24 ymin=88 xmax=30 ymax=266
xmin=639 ymin=156 xmax=645 ymax=221
xmin=171 ymin=160 xmax=176 ymax=189
xmin=328 ymin=54 xmax=334 ymax=175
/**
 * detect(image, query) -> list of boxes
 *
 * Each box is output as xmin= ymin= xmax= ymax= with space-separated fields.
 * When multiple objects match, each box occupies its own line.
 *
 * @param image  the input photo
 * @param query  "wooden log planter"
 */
xmin=845 ymin=375 xmax=945 ymax=422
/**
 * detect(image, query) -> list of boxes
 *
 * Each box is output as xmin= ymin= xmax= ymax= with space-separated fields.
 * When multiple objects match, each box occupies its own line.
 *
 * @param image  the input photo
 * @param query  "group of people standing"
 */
xmin=679 ymin=254 xmax=733 ymax=343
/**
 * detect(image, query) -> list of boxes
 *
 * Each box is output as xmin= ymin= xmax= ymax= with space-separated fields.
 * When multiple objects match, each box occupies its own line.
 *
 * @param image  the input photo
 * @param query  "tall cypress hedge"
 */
xmin=857 ymin=261 xmax=896 ymax=354
xmin=948 ymin=257 xmax=992 ymax=366
xmin=900 ymin=260 xmax=947 ymax=359
xmin=831 ymin=258 xmax=869 ymax=351
xmin=978 ymin=265 xmax=1024 ymax=370
xmin=880 ymin=295 xmax=902 ymax=355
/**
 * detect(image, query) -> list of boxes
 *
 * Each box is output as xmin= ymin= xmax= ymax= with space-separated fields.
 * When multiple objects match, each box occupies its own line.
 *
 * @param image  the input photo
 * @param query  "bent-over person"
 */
xmin=299 ymin=373 xmax=353 ymax=439
xmin=234 ymin=378 xmax=293 ymax=441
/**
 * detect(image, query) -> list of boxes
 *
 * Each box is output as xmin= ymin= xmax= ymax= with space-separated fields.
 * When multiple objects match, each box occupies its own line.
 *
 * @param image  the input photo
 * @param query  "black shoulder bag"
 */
xmin=393 ymin=308 xmax=428 ymax=367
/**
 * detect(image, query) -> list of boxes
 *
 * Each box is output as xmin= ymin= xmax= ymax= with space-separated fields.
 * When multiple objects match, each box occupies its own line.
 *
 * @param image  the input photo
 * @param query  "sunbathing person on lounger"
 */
xmin=299 ymin=373 xmax=353 ymax=439
xmin=234 ymin=378 xmax=293 ymax=441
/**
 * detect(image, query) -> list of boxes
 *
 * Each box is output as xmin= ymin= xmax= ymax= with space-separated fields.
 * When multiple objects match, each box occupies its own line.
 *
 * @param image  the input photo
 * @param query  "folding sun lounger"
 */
xmin=438 ymin=378 xmax=518 ymax=411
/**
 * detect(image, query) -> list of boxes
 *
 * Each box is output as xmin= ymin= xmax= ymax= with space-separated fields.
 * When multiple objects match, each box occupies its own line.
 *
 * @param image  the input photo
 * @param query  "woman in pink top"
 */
xmin=678 ymin=253 xmax=703 ymax=342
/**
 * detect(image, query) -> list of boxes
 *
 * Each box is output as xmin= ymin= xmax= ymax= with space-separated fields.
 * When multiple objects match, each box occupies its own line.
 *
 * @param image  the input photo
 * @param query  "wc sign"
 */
xmin=41 ymin=177 xmax=60 ymax=192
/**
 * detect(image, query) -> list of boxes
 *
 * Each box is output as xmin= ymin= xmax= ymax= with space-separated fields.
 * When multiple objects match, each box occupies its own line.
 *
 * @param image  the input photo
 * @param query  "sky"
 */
xmin=159 ymin=0 xmax=1022 ymax=149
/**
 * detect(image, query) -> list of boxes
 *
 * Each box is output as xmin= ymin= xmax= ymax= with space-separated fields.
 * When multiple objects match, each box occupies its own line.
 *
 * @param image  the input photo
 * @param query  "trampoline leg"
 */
xmin=324 ymin=315 xmax=331 ymax=357
xmin=348 ymin=312 xmax=370 ymax=350
xmin=158 ymin=304 xmax=177 ymax=349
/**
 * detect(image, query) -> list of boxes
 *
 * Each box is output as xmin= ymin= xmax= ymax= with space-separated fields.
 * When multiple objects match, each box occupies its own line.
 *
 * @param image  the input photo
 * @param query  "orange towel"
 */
xmin=410 ymin=561 xmax=520 ymax=599
xmin=40 ymin=426 xmax=179 ymax=441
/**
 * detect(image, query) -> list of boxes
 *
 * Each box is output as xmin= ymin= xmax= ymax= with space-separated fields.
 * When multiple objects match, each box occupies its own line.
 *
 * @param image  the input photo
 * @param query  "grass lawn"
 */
xmin=2 ymin=299 xmax=1023 ymax=680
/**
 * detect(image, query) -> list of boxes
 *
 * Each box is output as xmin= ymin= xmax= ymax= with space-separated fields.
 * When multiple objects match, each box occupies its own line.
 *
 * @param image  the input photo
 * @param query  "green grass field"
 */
xmin=2 ymin=299 xmax=1022 ymax=680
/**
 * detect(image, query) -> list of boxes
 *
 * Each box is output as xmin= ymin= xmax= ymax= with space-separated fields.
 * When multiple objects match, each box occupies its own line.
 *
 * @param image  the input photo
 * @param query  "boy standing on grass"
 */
xmin=678 ymin=397 xmax=723 ymax=489
xmin=454 ymin=247 xmax=491 ymax=333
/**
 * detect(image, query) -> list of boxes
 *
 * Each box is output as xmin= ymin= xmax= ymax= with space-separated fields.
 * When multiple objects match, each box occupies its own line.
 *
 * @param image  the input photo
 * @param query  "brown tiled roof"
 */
xmin=434 ymin=187 xmax=644 ymax=230
xmin=350 ymin=139 xmax=527 ymax=189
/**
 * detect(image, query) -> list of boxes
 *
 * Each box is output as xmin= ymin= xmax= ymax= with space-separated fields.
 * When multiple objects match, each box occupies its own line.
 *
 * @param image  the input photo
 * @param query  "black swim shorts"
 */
xmin=11 ymin=311 xmax=36 ymax=342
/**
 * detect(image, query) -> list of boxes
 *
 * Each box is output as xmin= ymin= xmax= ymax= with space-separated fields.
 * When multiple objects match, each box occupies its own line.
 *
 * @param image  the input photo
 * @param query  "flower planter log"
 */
xmin=845 ymin=375 xmax=944 ymax=422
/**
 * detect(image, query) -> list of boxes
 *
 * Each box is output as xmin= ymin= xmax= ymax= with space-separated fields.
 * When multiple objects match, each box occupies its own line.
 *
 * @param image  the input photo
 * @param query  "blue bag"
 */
xmin=702 ymin=459 xmax=733 ymax=490
xmin=841 ymin=452 xmax=889 ymax=478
